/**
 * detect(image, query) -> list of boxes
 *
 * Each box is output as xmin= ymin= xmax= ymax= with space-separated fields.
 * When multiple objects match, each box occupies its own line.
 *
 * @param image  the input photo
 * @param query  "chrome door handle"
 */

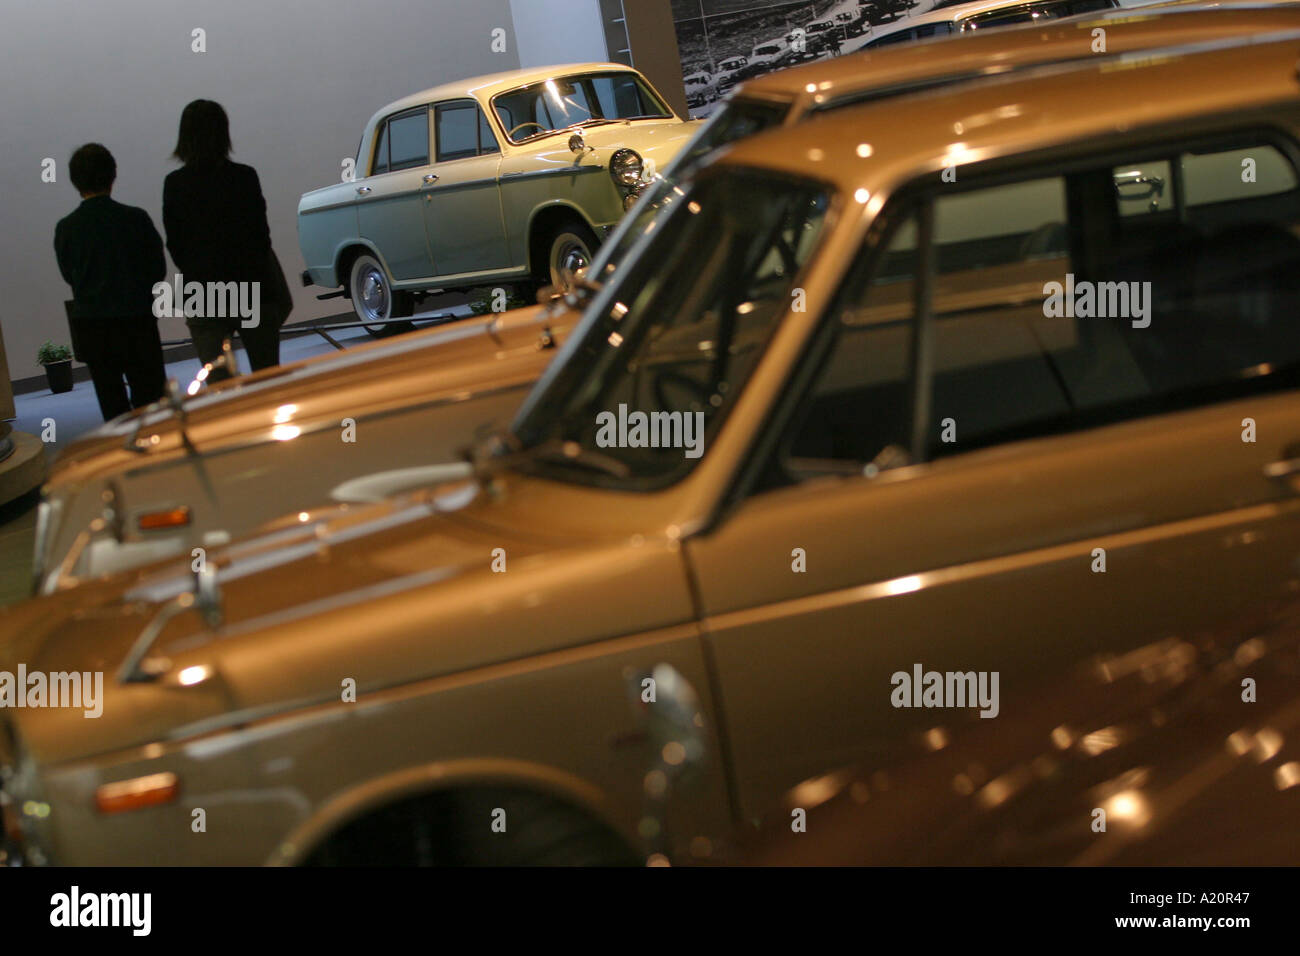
xmin=423 ymin=173 xmax=439 ymax=184
xmin=1264 ymin=458 xmax=1300 ymax=480
xmin=356 ymin=185 xmax=372 ymax=195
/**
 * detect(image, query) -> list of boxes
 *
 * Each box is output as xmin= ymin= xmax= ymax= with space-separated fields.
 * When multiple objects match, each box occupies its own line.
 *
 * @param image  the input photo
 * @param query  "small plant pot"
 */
xmin=44 ymin=359 xmax=73 ymax=394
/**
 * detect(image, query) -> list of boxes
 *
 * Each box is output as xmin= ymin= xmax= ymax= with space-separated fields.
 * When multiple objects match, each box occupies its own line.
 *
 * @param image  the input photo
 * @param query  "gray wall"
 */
xmin=0 ymin=0 xmax=610 ymax=381
xmin=513 ymin=0 xmax=607 ymax=67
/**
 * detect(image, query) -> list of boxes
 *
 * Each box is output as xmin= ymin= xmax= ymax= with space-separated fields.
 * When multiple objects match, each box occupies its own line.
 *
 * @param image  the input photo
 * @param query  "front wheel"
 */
xmin=348 ymin=253 xmax=414 ymax=337
xmin=538 ymin=221 xmax=598 ymax=292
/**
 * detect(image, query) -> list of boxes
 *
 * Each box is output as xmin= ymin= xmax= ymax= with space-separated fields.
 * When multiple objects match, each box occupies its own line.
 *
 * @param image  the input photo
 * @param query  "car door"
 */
xmin=355 ymin=106 xmax=436 ymax=281
xmin=688 ymin=131 xmax=1300 ymax=819
xmin=422 ymin=99 xmax=511 ymax=280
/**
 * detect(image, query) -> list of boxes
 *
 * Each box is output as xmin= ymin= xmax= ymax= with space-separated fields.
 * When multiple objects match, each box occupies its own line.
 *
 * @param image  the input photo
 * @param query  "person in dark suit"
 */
xmin=163 ymin=99 xmax=281 ymax=377
xmin=53 ymin=143 xmax=167 ymax=421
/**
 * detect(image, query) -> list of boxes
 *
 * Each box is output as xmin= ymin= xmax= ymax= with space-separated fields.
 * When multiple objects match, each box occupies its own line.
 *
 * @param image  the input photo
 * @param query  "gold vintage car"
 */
xmin=8 ymin=23 xmax=1300 ymax=867
xmin=297 ymin=63 xmax=698 ymax=332
xmin=35 ymin=4 xmax=1292 ymax=595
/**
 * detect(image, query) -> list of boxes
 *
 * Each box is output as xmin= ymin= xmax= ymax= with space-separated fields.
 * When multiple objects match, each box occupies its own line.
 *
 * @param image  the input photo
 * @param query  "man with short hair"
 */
xmin=53 ymin=143 xmax=167 ymax=420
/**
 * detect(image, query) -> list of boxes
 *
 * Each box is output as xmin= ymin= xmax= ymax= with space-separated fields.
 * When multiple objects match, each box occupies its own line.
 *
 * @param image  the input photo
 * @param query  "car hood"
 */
xmin=526 ymin=118 xmax=701 ymax=172
xmin=47 ymin=303 xmax=569 ymax=486
xmin=1 ymin=471 xmax=693 ymax=766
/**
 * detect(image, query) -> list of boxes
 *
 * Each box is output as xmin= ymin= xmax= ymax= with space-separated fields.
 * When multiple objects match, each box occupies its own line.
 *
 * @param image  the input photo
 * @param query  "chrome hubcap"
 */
xmin=358 ymin=267 xmax=388 ymax=322
xmin=553 ymin=236 xmax=591 ymax=286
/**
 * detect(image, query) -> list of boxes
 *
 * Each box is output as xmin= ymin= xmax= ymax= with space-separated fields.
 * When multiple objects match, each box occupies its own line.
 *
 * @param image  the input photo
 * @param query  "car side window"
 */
xmin=928 ymin=140 xmax=1300 ymax=458
xmin=776 ymin=214 xmax=920 ymax=478
xmin=1183 ymin=144 xmax=1295 ymax=206
xmin=934 ymin=177 xmax=1068 ymax=271
xmin=915 ymin=22 xmax=954 ymax=38
xmin=436 ymin=103 xmax=479 ymax=162
xmin=371 ymin=122 xmax=390 ymax=175
xmin=773 ymin=175 xmax=1067 ymax=481
xmin=435 ymin=101 xmax=500 ymax=162
xmin=478 ymin=109 xmax=500 ymax=154
xmin=965 ymin=0 xmax=1113 ymax=30
xmin=868 ymin=29 xmax=915 ymax=48
xmin=768 ymin=134 xmax=1300 ymax=484
xmin=387 ymin=108 xmax=430 ymax=171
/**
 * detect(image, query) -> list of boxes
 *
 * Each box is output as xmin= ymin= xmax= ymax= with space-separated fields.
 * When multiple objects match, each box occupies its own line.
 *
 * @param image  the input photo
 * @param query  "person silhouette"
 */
xmin=54 ymin=143 xmax=167 ymax=420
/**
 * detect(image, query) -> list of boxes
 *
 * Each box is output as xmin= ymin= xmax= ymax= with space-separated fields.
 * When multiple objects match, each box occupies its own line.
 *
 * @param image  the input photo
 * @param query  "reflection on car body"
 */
xmin=739 ymin=596 xmax=1300 ymax=865
xmin=7 ymin=32 xmax=1300 ymax=866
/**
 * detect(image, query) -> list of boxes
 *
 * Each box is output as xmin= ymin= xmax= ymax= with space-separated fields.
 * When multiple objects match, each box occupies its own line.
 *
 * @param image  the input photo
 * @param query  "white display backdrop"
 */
xmin=0 ymin=0 xmax=607 ymax=381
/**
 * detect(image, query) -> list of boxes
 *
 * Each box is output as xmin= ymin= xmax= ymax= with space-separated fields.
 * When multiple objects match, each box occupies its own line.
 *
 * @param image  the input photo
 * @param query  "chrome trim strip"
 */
xmin=396 ymin=265 xmax=530 ymax=286
xmin=499 ymin=165 xmax=605 ymax=182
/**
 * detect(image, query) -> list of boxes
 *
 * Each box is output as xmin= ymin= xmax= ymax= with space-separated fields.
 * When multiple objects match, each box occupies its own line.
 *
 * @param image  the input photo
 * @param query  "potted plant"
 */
xmin=37 ymin=341 xmax=74 ymax=394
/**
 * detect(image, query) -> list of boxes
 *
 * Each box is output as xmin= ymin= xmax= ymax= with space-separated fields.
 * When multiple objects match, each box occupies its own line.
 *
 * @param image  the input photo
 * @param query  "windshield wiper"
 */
xmin=463 ymin=430 xmax=630 ymax=486
xmin=521 ymin=440 xmax=632 ymax=479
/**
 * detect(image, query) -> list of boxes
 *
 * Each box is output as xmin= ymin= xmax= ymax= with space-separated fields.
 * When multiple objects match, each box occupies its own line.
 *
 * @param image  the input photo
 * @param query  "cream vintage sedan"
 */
xmin=298 ymin=62 xmax=698 ymax=333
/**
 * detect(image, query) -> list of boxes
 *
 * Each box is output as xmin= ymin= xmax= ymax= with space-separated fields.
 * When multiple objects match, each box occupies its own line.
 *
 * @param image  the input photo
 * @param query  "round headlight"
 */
xmin=610 ymin=148 xmax=644 ymax=187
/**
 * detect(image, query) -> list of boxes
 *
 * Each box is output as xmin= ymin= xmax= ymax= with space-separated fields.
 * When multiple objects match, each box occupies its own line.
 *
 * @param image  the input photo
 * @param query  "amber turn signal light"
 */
xmin=95 ymin=772 xmax=179 ymax=814
xmin=137 ymin=507 xmax=191 ymax=531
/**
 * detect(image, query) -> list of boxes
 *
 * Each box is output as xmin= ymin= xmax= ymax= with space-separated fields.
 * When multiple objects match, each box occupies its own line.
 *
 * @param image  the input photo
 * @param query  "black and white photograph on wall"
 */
xmin=670 ymin=0 xmax=1138 ymax=117
xmin=672 ymin=0 xmax=940 ymax=117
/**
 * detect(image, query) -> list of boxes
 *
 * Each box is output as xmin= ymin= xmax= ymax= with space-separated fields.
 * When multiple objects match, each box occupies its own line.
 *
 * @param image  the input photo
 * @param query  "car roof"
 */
xmin=737 ymin=5 xmax=1300 ymax=109
xmin=368 ymin=62 xmax=640 ymax=121
xmin=876 ymin=0 xmax=1093 ymax=35
xmin=715 ymin=31 xmax=1300 ymax=197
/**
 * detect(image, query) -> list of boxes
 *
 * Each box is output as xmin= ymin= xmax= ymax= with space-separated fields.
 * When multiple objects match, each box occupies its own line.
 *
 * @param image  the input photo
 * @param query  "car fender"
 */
xmin=523 ymin=200 xmax=607 ymax=273
xmin=331 ymin=237 xmax=393 ymax=291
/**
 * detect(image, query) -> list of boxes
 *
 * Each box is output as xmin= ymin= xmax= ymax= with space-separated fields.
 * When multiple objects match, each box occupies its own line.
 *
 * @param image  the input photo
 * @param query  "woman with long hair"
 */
xmin=163 ymin=99 xmax=288 ymax=376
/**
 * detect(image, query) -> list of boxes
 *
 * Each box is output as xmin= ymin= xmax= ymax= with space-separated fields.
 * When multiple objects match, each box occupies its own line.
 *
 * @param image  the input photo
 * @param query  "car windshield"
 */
xmin=509 ymin=170 xmax=833 ymax=489
xmin=755 ymin=44 xmax=782 ymax=54
xmin=965 ymin=0 xmax=1114 ymax=29
xmin=493 ymin=72 xmax=671 ymax=144
xmin=582 ymin=97 xmax=792 ymax=279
